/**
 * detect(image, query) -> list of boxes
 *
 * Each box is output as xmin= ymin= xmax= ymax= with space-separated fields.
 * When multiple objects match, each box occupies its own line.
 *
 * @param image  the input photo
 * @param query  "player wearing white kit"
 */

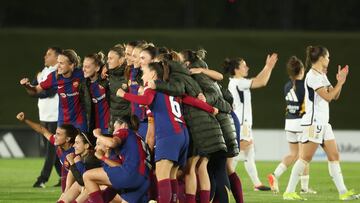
xmin=225 ymin=53 xmax=278 ymax=191
xmin=267 ymin=56 xmax=316 ymax=194
xmin=283 ymin=46 xmax=359 ymax=201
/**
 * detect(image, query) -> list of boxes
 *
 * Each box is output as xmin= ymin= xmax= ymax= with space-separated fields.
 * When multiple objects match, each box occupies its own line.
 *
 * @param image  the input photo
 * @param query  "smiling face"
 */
xmin=141 ymin=65 xmax=157 ymax=85
xmin=82 ymin=57 xmax=99 ymax=79
xmin=125 ymin=45 xmax=134 ymax=66
xmin=73 ymin=135 xmax=89 ymax=155
xmin=131 ymin=47 xmax=142 ymax=68
xmin=140 ymin=50 xmax=153 ymax=69
xmin=107 ymin=50 xmax=124 ymax=69
xmin=57 ymin=55 xmax=74 ymax=75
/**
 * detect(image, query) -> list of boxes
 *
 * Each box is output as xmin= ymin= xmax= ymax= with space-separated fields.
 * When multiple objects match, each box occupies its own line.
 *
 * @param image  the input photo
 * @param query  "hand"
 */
xmin=74 ymin=155 xmax=81 ymax=163
xmin=265 ymin=53 xmax=278 ymax=69
xmin=116 ymin=88 xmax=125 ymax=97
xmin=16 ymin=112 xmax=25 ymax=122
xmin=336 ymin=65 xmax=349 ymax=85
xmin=190 ymin=68 xmax=203 ymax=75
xmin=66 ymin=153 xmax=75 ymax=165
xmin=197 ymin=93 xmax=206 ymax=102
xmin=101 ymin=66 xmax=108 ymax=79
xmin=93 ymin=128 xmax=102 ymax=138
xmin=213 ymin=107 xmax=219 ymax=115
xmin=19 ymin=78 xmax=30 ymax=86
xmin=95 ymin=149 xmax=105 ymax=160
xmin=138 ymin=86 xmax=145 ymax=95
xmin=148 ymin=80 xmax=156 ymax=89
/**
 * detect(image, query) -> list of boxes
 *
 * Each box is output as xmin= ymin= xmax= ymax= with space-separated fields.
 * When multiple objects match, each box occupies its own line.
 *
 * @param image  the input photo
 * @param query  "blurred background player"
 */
xmin=26 ymin=47 xmax=62 ymax=188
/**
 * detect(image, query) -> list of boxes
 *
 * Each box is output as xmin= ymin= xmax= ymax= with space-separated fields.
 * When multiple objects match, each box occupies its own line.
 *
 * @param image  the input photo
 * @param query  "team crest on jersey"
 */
xmin=73 ymin=81 xmax=79 ymax=88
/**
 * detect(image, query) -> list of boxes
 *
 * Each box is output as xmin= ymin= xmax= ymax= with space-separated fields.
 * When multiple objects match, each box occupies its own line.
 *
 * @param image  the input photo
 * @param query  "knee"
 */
xmin=328 ymin=152 xmax=340 ymax=161
xmin=300 ymin=154 xmax=312 ymax=162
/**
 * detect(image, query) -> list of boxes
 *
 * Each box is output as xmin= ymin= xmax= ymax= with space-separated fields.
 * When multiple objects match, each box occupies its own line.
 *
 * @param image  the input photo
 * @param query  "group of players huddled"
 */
xmin=17 ymin=41 xmax=359 ymax=202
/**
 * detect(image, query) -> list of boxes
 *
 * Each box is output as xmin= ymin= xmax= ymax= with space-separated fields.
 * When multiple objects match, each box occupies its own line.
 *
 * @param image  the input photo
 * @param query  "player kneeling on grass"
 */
xmin=83 ymin=115 xmax=151 ymax=203
xmin=57 ymin=132 xmax=102 ymax=203
xmin=16 ymin=112 xmax=77 ymax=193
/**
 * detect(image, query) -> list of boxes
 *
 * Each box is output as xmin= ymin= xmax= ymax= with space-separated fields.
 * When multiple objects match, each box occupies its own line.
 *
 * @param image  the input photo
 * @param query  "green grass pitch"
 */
xmin=0 ymin=159 xmax=359 ymax=202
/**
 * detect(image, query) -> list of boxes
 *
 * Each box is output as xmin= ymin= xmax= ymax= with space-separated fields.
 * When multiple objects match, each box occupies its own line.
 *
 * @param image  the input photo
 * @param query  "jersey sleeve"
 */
xmin=49 ymin=134 xmax=56 ymax=146
xmin=307 ymin=73 xmax=324 ymax=91
xmin=182 ymin=95 xmax=215 ymax=114
xmin=123 ymin=87 xmax=156 ymax=105
xmin=236 ymin=78 xmax=252 ymax=89
xmin=40 ymin=71 xmax=57 ymax=90
xmin=113 ymin=129 xmax=129 ymax=141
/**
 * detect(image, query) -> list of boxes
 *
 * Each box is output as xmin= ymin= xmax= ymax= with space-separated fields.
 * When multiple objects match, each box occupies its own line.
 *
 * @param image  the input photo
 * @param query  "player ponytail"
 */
xmin=61 ymin=49 xmax=81 ymax=68
xmin=148 ymin=61 xmax=170 ymax=81
xmin=287 ymin=56 xmax=304 ymax=81
xmin=305 ymin=45 xmax=328 ymax=69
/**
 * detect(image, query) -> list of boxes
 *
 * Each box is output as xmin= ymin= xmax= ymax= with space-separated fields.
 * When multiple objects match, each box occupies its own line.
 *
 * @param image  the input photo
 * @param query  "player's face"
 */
xmin=107 ymin=51 xmax=122 ymax=69
xmin=131 ymin=48 xmax=142 ymax=68
xmin=140 ymin=51 xmax=152 ymax=69
xmin=141 ymin=66 xmax=156 ymax=84
xmin=125 ymin=45 xmax=134 ymax=66
xmin=44 ymin=49 xmax=58 ymax=67
xmin=95 ymin=139 xmax=106 ymax=151
xmin=320 ymin=51 xmax=330 ymax=74
xmin=82 ymin=58 xmax=99 ymax=79
xmin=237 ymin=60 xmax=249 ymax=77
xmin=74 ymin=135 xmax=87 ymax=155
xmin=54 ymin=127 xmax=68 ymax=146
xmin=57 ymin=55 xmax=74 ymax=75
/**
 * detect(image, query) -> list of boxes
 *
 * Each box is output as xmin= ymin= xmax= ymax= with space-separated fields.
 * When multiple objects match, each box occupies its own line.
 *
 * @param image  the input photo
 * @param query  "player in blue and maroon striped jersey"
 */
xmin=20 ymin=49 xmax=87 ymax=132
xmin=117 ymin=61 xmax=218 ymax=203
xmin=16 ymin=112 xmax=77 ymax=192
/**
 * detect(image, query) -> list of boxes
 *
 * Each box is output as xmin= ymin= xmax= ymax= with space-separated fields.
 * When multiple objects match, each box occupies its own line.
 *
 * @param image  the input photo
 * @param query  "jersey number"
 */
xmin=169 ymin=96 xmax=182 ymax=120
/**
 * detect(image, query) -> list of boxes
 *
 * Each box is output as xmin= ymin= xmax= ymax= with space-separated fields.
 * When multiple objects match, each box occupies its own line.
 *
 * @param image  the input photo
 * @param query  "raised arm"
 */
xmin=16 ymin=112 xmax=52 ymax=141
xmin=190 ymin=68 xmax=223 ymax=81
xmin=20 ymin=78 xmax=44 ymax=96
xmin=316 ymin=65 xmax=348 ymax=102
xmin=251 ymin=53 xmax=278 ymax=89
xmin=93 ymin=128 xmax=121 ymax=148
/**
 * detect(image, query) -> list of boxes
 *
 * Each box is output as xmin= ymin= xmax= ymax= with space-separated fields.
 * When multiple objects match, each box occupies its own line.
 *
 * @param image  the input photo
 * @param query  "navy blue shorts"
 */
xmin=104 ymin=165 xmax=147 ymax=190
xmin=138 ymin=120 xmax=148 ymax=140
xmin=154 ymin=127 xmax=189 ymax=168
xmin=230 ymin=111 xmax=241 ymax=148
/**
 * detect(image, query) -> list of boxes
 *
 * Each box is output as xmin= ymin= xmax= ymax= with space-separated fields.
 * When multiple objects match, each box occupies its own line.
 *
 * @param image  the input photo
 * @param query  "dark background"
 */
xmin=1 ymin=0 xmax=359 ymax=129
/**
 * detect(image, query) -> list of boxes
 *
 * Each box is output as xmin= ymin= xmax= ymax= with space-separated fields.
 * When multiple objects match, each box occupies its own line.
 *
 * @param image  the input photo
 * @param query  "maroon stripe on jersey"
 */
xmin=72 ymin=79 xmax=83 ymax=126
xmin=136 ymin=137 xmax=146 ymax=176
xmin=58 ymin=80 xmax=71 ymax=123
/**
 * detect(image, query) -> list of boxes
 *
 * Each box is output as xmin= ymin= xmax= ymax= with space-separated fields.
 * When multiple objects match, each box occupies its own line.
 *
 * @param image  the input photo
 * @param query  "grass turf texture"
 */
xmin=0 ymin=158 xmax=359 ymax=202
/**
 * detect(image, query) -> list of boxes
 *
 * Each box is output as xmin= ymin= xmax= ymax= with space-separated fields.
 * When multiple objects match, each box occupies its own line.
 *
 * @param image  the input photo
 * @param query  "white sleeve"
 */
xmin=236 ymin=78 xmax=252 ymax=90
xmin=307 ymin=73 xmax=324 ymax=91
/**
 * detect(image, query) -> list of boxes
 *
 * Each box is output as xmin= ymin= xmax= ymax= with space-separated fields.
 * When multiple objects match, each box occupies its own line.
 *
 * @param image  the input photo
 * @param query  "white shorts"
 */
xmin=240 ymin=124 xmax=253 ymax=142
xmin=300 ymin=123 xmax=335 ymax=144
xmin=286 ymin=131 xmax=301 ymax=143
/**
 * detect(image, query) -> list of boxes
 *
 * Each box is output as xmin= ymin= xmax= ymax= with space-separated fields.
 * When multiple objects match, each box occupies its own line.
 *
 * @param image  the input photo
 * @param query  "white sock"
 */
xmin=285 ymin=159 xmax=307 ymax=193
xmin=300 ymin=175 xmax=309 ymax=191
xmin=328 ymin=161 xmax=347 ymax=194
xmin=244 ymin=145 xmax=262 ymax=186
xmin=274 ymin=163 xmax=287 ymax=179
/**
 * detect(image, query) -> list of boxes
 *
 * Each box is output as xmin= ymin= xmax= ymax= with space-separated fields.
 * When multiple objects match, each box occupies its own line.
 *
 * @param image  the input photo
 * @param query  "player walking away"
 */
xmin=20 ymin=49 xmax=87 ymax=132
xmin=225 ymin=53 xmax=278 ymax=191
xmin=283 ymin=46 xmax=359 ymax=201
xmin=267 ymin=56 xmax=316 ymax=194
xmin=28 ymin=47 xmax=62 ymax=188
xmin=16 ymin=112 xmax=77 ymax=192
